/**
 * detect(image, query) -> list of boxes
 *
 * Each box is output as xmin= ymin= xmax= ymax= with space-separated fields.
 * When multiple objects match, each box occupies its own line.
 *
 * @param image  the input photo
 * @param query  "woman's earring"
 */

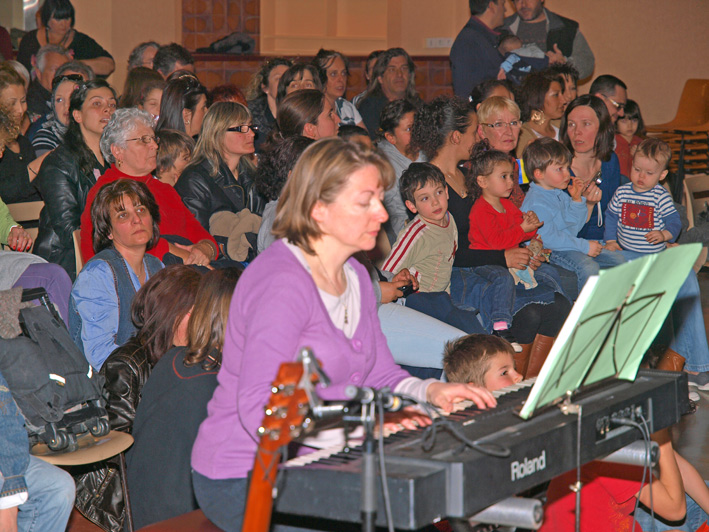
xmin=531 ymin=110 xmax=546 ymax=126
xmin=185 ymin=120 xmax=191 ymax=126
xmin=117 ymin=159 xmax=123 ymax=168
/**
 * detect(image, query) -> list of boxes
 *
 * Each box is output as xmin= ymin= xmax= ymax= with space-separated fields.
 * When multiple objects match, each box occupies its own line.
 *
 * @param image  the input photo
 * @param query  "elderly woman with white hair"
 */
xmin=79 ymin=107 xmax=218 ymax=266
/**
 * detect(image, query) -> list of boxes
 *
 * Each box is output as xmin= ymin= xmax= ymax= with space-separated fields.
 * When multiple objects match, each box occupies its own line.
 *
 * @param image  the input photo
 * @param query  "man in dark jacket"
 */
xmin=502 ymin=0 xmax=595 ymax=80
xmin=450 ymin=0 xmax=508 ymax=98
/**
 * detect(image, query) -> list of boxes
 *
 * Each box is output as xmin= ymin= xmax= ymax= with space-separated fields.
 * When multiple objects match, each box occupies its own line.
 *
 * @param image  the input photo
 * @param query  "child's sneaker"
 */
xmin=493 ymin=329 xmax=523 ymax=353
xmin=687 ymin=371 xmax=709 ymax=391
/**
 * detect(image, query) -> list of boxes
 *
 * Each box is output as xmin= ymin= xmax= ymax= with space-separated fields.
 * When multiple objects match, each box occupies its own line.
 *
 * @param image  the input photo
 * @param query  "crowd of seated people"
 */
xmin=1 ymin=0 xmax=709 ymax=530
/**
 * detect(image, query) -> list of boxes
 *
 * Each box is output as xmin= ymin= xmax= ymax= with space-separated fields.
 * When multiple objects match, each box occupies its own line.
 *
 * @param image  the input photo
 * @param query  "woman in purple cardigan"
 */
xmin=190 ymin=137 xmax=496 ymax=531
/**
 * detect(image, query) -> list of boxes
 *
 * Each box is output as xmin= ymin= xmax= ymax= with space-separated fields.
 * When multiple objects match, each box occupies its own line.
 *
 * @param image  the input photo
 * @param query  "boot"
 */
xmin=525 ymin=334 xmax=555 ymax=378
xmin=513 ymin=343 xmax=533 ymax=377
xmin=655 ymin=348 xmax=685 ymax=372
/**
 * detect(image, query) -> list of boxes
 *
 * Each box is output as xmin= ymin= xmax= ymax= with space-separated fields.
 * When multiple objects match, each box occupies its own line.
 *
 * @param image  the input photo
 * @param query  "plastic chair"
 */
xmin=73 ymin=229 xmax=84 ymax=274
xmin=5 ymin=200 xmax=44 ymax=252
xmin=646 ymin=79 xmax=709 ymax=132
xmin=32 ymin=430 xmax=136 ymax=532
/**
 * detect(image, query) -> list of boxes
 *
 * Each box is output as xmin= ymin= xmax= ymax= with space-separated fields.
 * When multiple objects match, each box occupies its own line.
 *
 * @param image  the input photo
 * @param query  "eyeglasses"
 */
xmin=482 ymin=120 xmax=522 ymax=129
xmin=126 ymin=135 xmax=159 ymax=145
xmin=51 ymin=74 xmax=84 ymax=91
xmin=604 ymin=96 xmax=626 ymax=111
xmin=226 ymin=125 xmax=258 ymax=134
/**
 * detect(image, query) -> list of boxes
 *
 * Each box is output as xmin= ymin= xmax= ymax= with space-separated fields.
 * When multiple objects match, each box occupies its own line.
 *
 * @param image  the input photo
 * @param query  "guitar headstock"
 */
xmin=256 ymin=361 xmax=318 ymax=451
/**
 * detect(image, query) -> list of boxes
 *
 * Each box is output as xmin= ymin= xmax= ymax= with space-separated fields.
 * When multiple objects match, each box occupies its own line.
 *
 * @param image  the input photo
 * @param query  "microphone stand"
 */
xmin=360 ymin=401 xmax=377 ymax=532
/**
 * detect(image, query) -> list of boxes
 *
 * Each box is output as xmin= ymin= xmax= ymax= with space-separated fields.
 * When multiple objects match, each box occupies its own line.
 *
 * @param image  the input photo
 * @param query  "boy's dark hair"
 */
xmin=338 ymin=125 xmax=369 ymax=141
xmin=153 ymin=44 xmax=194 ymax=77
xmin=443 ymin=334 xmax=515 ymax=386
xmin=635 ymin=137 xmax=672 ymax=171
xmin=465 ymin=140 xmax=515 ymax=203
xmin=400 ymin=162 xmax=446 ymax=206
xmin=619 ymin=99 xmax=646 ymax=137
xmin=522 ymin=137 xmax=572 ymax=181
xmin=156 ymin=129 xmax=195 ymax=175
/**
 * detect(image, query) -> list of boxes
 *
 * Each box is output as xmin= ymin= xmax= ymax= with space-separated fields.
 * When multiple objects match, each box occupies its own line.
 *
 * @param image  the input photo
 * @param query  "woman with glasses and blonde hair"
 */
xmin=176 ymin=101 xmax=265 ymax=234
xmin=190 ymin=137 xmax=496 ymax=531
xmin=79 ymin=108 xmax=217 ymax=267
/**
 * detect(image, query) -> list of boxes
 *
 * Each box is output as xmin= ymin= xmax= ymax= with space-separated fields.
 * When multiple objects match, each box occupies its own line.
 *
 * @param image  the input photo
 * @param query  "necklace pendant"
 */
xmin=344 ymin=307 xmax=348 ymax=325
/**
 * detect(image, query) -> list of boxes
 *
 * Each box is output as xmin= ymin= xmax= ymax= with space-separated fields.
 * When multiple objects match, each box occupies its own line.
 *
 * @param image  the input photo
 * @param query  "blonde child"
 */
xmin=443 ymin=334 xmax=523 ymax=391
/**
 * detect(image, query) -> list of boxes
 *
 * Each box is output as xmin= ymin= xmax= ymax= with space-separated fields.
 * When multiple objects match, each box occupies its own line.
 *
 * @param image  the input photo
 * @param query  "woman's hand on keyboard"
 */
xmin=426 ymin=382 xmax=497 ymax=413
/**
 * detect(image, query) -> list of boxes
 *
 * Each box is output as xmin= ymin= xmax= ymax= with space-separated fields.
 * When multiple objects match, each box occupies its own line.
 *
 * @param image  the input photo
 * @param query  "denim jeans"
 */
xmin=634 ymin=480 xmax=709 ymax=531
xmin=378 ymin=302 xmax=465 ymax=369
xmin=622 ymin=250 xmax=709 ymax=372
xmin=550 ymin=249 xmax=626 ymax=293
xmin=468 ymin=265 xmax=516 ymax=328
xmin=404 ymin=291 xmax=485 ymax=335
xmin=17 ymin=457 xmax=75 ymax=532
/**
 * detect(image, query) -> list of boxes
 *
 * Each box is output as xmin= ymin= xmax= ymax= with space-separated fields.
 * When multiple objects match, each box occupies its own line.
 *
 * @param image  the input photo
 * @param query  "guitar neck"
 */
xmin=242 ymin=445 xmax=282 ymax=532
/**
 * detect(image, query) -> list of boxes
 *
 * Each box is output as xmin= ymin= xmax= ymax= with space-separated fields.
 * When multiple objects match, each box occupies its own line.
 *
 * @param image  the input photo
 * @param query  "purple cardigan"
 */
xmin=191 ymin=240 xmax=410 ymax=479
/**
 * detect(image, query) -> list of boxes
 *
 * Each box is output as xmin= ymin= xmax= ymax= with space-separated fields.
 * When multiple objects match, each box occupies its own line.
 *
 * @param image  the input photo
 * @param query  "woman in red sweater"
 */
xmin=80 ymin=108 xmax=217 ymax=266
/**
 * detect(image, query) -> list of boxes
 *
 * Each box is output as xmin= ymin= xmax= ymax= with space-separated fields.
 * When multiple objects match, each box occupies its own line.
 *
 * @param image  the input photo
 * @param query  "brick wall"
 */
xmin=183 ymin=0 xmax=454 ymax=101
xmin=182 ymin=0 xmax=260 ymax=53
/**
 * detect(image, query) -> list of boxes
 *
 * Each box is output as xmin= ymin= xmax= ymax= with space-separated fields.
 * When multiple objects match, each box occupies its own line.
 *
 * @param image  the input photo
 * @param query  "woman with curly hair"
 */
xmin=410 ymin=96 xmax=571 ymax=377
xmin=245 ymin=57 xmax=292 ymax=151
xmin=275 ymin=62 xmax=321 ymax=106
xmin=254 ymin=135 xmax=314 ymax=253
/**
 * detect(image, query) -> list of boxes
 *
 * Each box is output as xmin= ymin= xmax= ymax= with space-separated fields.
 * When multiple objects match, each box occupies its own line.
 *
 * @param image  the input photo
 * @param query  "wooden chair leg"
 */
xmin=119 ymin=452 xmax=134 ymax=532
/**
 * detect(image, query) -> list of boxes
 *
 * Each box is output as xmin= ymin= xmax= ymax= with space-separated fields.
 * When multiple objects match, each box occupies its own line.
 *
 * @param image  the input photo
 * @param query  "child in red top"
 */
xmin=615 ymin=99 xmax=645 ymax=178
xmin=466 ymin=141 xmax=543 ymax=349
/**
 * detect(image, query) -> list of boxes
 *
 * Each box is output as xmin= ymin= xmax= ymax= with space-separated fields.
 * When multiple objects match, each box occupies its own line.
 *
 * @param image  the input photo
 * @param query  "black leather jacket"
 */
xmin=34 ymin=145 xmax=107 ymax=280
xmin=74 ymin=338 xmax=151 ymax=532
xmin=174 ymin=157 xmax=265 ymax=231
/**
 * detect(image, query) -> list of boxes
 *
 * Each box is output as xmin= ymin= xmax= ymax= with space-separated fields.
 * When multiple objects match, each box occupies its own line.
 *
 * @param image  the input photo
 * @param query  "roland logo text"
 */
xmin=510 ymin=450 xmax=546 ymax=481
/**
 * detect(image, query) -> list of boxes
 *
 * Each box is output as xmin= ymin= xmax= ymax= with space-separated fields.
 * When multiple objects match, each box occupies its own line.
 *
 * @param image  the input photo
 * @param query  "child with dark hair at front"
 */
xmin=467 ymin=140 xmax=545 ymax=353
xmin=443 ymin=334 xmax=522 ymax=391
xmin=382 ymin=162 xmax=486 ymax=335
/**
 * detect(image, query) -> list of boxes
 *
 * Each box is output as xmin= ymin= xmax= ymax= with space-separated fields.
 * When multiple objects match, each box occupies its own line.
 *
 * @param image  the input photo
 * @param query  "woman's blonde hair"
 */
xmin=191 ymin=101 xmax=256 ymax=178
xmin=477 ymin=96 xmax=521 ymax=124
xmin=184 ymin=268 xmax=240 ymax=370
xmin=272 ymin=137 xmax=394 ymax=254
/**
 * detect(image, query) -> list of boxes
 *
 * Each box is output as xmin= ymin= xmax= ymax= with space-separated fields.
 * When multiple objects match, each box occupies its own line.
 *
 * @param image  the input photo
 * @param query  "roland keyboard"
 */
xmin=273 ymin=370 xmax=689 ymax=530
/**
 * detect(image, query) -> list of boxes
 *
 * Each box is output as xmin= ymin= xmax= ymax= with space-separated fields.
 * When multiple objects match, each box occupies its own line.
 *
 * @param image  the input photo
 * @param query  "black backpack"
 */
xmin=0 ymin=288 xmax=109 ymax=451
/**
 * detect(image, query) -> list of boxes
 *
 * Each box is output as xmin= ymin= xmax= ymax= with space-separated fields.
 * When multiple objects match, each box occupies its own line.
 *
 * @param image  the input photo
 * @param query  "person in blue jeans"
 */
xmin=0 ymin=369 xmax=75 ymax=532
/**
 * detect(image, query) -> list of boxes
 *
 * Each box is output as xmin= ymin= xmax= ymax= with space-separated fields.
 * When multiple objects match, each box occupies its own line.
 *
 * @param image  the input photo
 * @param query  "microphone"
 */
xmin=344 ymin=385 xmax=414 ymax=412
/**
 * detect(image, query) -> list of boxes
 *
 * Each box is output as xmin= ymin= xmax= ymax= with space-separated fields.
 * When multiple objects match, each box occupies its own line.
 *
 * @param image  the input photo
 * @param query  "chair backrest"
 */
xmin=73 ymin=229 xmax=83 ymax=274
xmin=670 ymin=79 xmax=709 ymax=128
xmin=683 ymin=173 xmax=709 ymax=222
xmin=5 ymin=200 xmax=44 ymax=252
